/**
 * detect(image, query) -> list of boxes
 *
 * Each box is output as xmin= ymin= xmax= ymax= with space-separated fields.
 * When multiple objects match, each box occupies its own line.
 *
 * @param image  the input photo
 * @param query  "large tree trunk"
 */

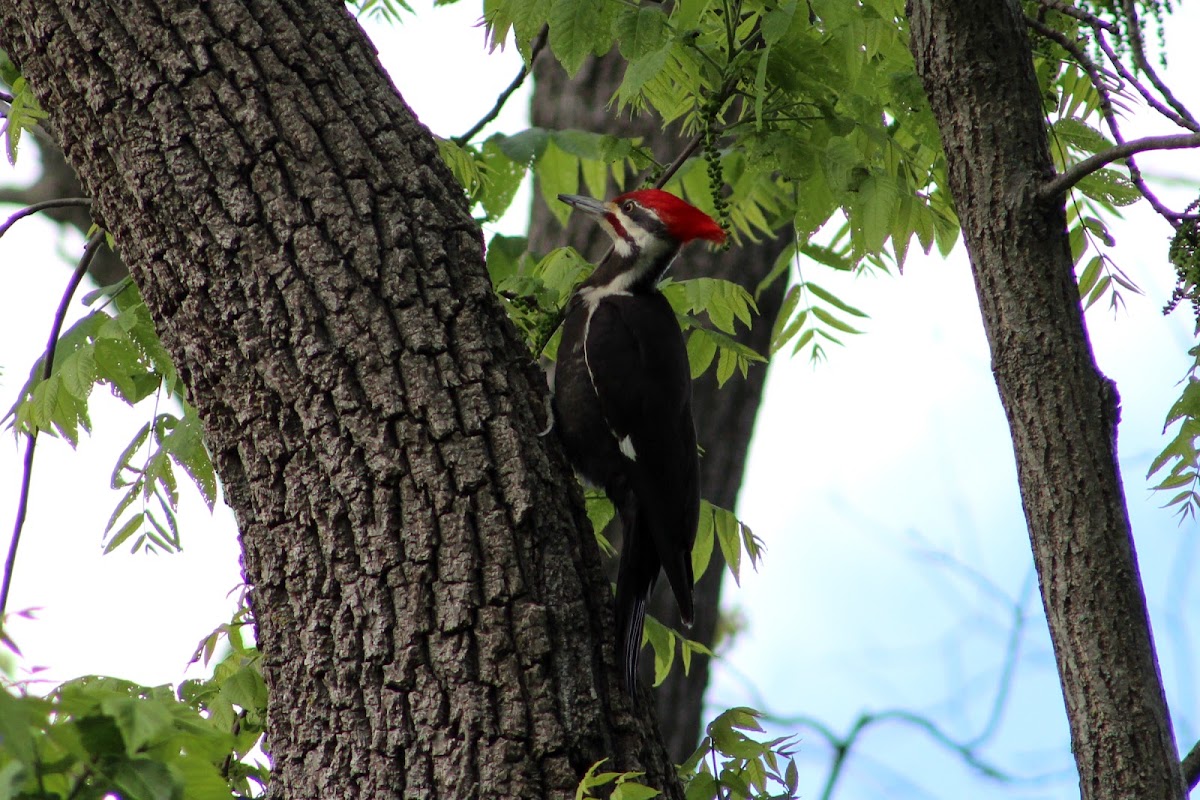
xmin=906 ymin=1 xmax=1185 ymax=798
xmin=528 ymin=54 xmax=789 ymax=759
xmin=0 ymin=1 xmax=683 ymax=796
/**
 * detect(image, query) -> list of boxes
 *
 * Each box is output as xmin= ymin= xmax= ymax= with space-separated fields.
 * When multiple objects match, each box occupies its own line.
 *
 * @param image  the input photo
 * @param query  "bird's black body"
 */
xmin=552 ymin=190 xmax=724 ymax=695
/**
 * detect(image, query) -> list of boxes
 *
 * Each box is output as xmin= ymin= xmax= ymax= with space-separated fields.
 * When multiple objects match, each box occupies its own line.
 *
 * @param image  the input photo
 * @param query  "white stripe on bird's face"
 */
xmin=606 ymin=204 xmax=675 ymax=283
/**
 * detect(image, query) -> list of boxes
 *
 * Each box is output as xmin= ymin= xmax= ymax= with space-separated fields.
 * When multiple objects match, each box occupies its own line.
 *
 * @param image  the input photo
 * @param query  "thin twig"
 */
xmin=1095 ymin=31 xmax=1198 ymax=133
xmin=1033 ymin=0 xmax=1115 ymax=31
xmin=1 ymin=230 xmax=104 ymax=622
xmin=1121 ymin=0 xmax=1198 ymax=129
xmin=0 ymin=197 xmax=93 ymax=242
xmin=453 ymin=27 xmax=549 ymax=146
xmin=1041 ymin=132 xmax=1200 ymax=199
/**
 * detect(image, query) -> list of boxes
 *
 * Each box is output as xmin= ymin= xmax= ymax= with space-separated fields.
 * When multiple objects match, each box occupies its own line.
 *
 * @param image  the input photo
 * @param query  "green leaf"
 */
xmin=612 ymin=782 xmax=661 ymax=800
xmin=1084 ymin=274 xmax=1111 ymax=310
xmin=691 ymin=501 xmax=715 ymax=580
xmin=1052 ymin=117 xmax=1114 ymax=155
xmin=4 ymin=77 xmax=48 ymax=165
xmin=686 ymin=328 xmax=718 ymax=380
xmin=616 ymin=45 xmax=672 ymax=112
xmin=1076 ymin=167 xmax=1141 ymax=207
xmin=585 ymin=493 xmax=616 ymax=555
xmin=762 ymin=0 xmax=798 ymax=44
xmin=435 ymin=136 xmax=484 ymax=198
xmin=1077 ymin=255 xmax=1103 ymax=298
xmin=684 ymin=771 xmax=718 ymax=800
xmin=162 ymin=405 xmax=217 ymax=511
xmin=485 ymin=234 xmax=529 ymax=286
xmin=480 ymin=138 xmax=528 ymax=221
xmin=494 ymin=127 xmax=550 ymax=165
xmin=0 ymin=691 xmax=39 ymax=763
xmin=219 ymin=665 xmax=268 ymax=712
xmin=105 ymin=512 xmax=145 ymax=554
xmin=804 ymin=281 xmax=867 ymax=317
xmin=576 ymin=760 xmax=616 ymax=799
xmin=100 ymin=695 xmax=173 ymax=754
xmin=857 ymin=173 xmax=900 ymax=253
xmin=714 ymin=506 xmax=742 ymax=585
xmin=716 ymin=346 xmax=737 ymax=386
xmin=642 ymin=614 xmax=675 ymax=686
xmin=617 ymin=6 xmax=668 ymax=60
xmin=769 ymin=285 xmax=803 ymax=355
xmin=549 ymin=0 xmax=612 ymax=76
xmin=536 ymin=139 xmax=579 ymax=227
xmin=812 ymin=305 xmax=864 ymax=335
xmin=111 ymin=757 xmax=182 ymax=800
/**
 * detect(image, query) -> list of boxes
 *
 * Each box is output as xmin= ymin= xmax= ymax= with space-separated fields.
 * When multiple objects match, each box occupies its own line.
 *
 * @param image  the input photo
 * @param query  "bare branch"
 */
xmin=1042 ymin=132 xmax=1200 ymax=199
xmin=0 ymin=197 xmax=92 ymax=241
xmin=1094 ymin=31 xmax=1199 ymax=133
xmin=453 ymin=26 xmax=548 ymax=146
xmin=1120 ymin=0 xmax=1198 ymax=130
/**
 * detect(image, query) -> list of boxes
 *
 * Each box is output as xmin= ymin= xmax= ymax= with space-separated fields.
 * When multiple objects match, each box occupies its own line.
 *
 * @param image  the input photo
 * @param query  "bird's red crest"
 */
xmin=616 ymin=189 xmax=727 ymax=245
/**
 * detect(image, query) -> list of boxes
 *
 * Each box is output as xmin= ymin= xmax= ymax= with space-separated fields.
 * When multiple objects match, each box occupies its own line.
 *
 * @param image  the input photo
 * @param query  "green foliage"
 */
xmin=576 ymin=759 xmax=660 ymax=800
xmin=2 ymin=76 xmax=46 ymax=165
xmin=662 ymin=277 xmax=768 ymax=386
xmin=643 ymin=614 xmax=714 ymax=688
xmin=1148 ymin=375 xmax=1200 ymax=521
xmin=4 ymin=282 xmax=216 ymax=554
xmin=0 ymin=612 xmax=267 ymax=799
xmin=680 ymin=708 xmax=799 ymax=799
xmin=346 ymin=0 xmax=413 ymax=24
xmin=1143 ymin=203 xmax=1200 ymax=520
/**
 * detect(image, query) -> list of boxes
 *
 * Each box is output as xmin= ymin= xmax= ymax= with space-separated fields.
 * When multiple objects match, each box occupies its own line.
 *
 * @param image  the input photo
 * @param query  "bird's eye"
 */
xmin=621 ymin=200 xmax=635 ymax=213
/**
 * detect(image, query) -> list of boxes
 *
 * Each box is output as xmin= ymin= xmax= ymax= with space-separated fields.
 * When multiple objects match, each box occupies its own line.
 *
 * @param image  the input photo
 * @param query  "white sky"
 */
xmin=2 ymin=3 xmax=1200 ymax=799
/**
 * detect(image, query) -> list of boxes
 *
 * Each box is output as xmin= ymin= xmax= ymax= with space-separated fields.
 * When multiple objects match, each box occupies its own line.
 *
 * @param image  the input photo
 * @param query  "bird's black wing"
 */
xmin=584 ymin=292 xmax=699 ymax=622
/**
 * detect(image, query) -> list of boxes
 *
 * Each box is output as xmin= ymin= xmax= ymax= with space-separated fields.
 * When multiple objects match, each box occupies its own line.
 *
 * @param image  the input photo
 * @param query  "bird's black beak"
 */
xmin=558 ymin=193 xmax=609 ymax=219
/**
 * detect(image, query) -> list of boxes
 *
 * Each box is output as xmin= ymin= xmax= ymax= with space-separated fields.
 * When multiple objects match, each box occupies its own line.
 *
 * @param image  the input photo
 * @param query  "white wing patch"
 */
xmin=618 ymin=434 xmax=637 ymax=461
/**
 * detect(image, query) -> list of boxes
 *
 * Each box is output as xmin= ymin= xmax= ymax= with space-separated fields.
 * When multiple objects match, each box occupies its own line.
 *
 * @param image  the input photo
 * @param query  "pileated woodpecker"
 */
xmin=552 ymin=189 xmax=726 ymax=695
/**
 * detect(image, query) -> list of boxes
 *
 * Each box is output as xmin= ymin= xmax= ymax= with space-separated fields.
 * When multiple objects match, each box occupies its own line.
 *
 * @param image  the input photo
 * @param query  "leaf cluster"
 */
xmin=0 ymin=612 xmax=267 ymax=800
xmin=3 ymin=281 xmax=217 ymax=554
xmin=679 ymin=707 xmax=799 ymax=800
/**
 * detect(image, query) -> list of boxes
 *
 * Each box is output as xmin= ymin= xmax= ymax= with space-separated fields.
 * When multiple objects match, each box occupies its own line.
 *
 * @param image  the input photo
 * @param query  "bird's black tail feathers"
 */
xmin=614 ymin=499 xmax=659 ymax=698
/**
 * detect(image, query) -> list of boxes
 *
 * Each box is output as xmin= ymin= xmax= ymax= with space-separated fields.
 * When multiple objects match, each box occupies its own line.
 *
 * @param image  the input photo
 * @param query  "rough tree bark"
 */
xmin=528 ymin=53 xmax=789 ymax=760
xmin=0 ymin=1 xmax=684 ymax=797
xmin=906 ymin=1 xmax=1185 ymax=798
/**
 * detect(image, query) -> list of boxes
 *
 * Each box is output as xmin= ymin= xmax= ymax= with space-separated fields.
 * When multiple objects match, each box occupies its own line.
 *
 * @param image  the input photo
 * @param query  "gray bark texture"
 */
xmin=528 ymin=53 xmax=789 ymax=760
xmin=906 ymin=1 xmax=1185 ymax=798
xmin=0 ymin=1 xmax=685 ymax=797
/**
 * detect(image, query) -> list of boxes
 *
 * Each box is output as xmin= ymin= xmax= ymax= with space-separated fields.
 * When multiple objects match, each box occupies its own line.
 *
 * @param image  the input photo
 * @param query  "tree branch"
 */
xmin=453 ymin=26 xmax=548 ymax=146
xmin=1025 ymin=15 xmax=1198 ymax=223
xmin=1032 ymin=0 xmax=1116 ymax=31
xmin=1120 ymin=0 xmax=1199 ymax=130
xmin=1 ymin=229 xmax=103 ymax=622
xmin=1042 ymin=133 xmax=1200 ymax=199
xmin=0 ymin=197 xmax=92 ymax=241
xmin=1184 ymin=739 xmax=1200 ymax=791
